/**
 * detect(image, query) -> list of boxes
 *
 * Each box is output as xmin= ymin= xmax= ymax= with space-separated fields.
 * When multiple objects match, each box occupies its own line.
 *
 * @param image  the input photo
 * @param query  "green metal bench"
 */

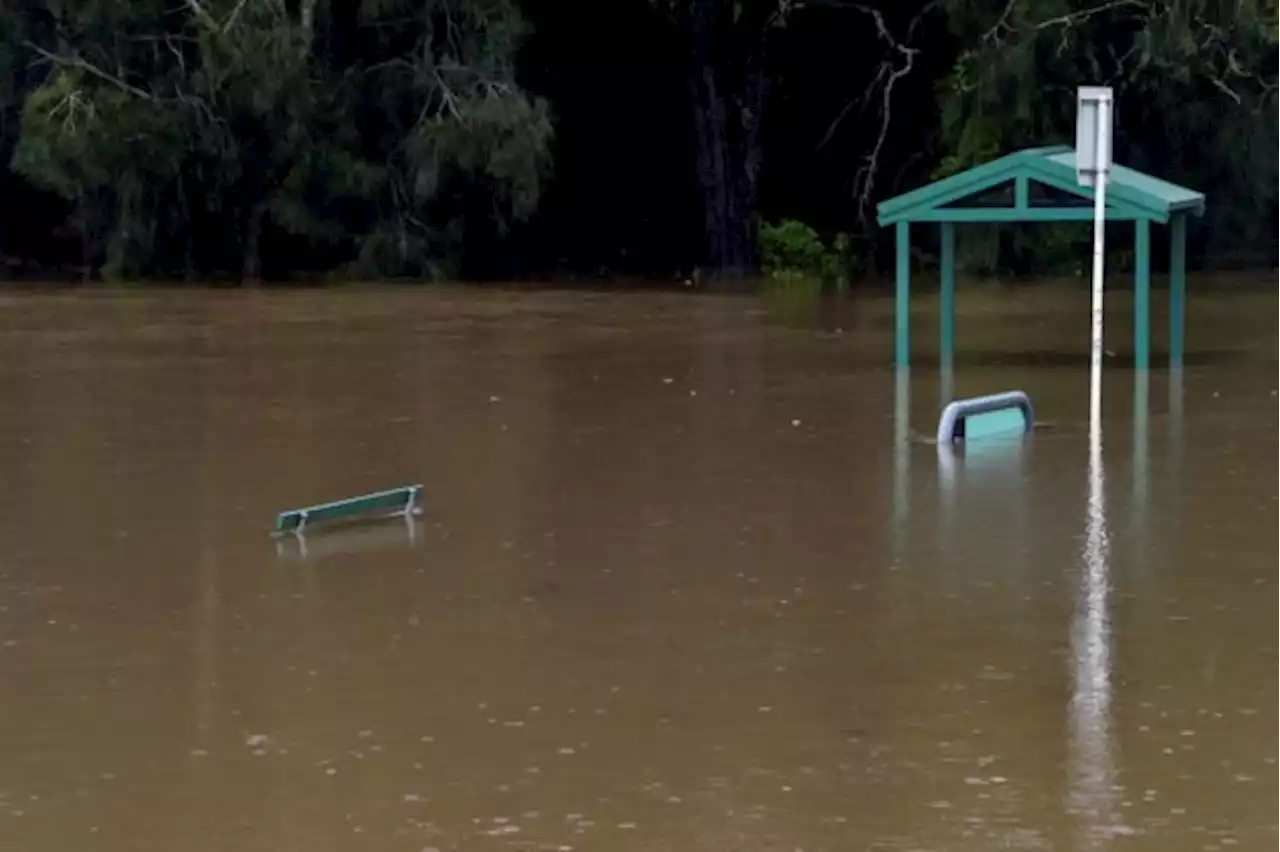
xmin=272 ymin=484 xmax=423 ymax=536
xmin=936 ymin=391 xmax=1034 ymax=444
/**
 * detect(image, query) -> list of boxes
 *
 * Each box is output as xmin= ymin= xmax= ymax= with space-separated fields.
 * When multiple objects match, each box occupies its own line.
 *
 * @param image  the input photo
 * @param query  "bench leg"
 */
xmin=402 ymin=486 xmax=422 ymax=518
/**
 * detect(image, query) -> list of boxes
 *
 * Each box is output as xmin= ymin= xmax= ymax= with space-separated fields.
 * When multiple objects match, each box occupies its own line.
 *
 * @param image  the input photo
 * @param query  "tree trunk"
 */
xmin=684 ymin=0 xmax=767 ymax=288
xmin=77 ymin=189 xmax=91 ymax=283
xmin=178 ymin=179 xmax=196 ymax=281
xmin=242 ymin=202 xmax=267 ymax=284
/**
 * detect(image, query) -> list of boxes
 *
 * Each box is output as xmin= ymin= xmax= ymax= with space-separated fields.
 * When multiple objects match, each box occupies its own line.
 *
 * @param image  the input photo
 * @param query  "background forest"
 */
xmin=0 ymin=0 xmax=1275 ymax=285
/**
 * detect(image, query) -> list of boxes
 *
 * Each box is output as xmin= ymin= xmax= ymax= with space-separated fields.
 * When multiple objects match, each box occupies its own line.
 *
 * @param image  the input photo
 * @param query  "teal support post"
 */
xmin=939 ymin=222 xmax=956 ymax=375
xmin=1169 ymin=213 xmax=1186 ymax=367
xmin=1134 ymin=219 xmax=1151 ymax=369
xmin=895 ymin=221 xmax=911 ymax=366
xmin=1014 ymin=176 xmax=1029 ymax=211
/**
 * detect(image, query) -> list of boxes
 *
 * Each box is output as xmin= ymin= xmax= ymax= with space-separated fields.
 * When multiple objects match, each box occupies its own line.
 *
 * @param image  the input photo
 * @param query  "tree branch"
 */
xmin=182 ymin=0 xmax=221 ymax=32
xmin=1029 ymin=0 xmax=1147 ymax=31
xmin=815 ymin=60 xmax=886 ymax=151
xmin=981 ymin=0 xmax=1017 ymax=44
xmin=221 ymin=0 xmax=252 ymax=34
xmin=1207 ymin=74 xmax=1243 ymax=104
xmin=764 ymin=0 xmax=805 ymax=30
xmin=24 ymin=40 xmax=154 ymax=101
xmin=983 ymin=0 xmax=1149 ymax=46
xmin=299 ymin=0 xmax=318 ymax=38
xmin=850 ymin=11 xmax=917 ymax=225
xmin=430 ymin=67 xmax=463 ymax=122
xmin=809 ymin=2 xmax=934 ymax=225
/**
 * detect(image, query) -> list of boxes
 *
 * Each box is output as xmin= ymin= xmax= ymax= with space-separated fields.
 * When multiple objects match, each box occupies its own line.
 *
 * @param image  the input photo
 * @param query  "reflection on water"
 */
xmin=1070 ymin=366 xmax=1117 ymax=844
xmin=937 ymin=431 xmax=1029 ymax=517
xmin=1169 ymin=365 xmax=1184 ymax=493
xmin=0 ymin=285 xmax=1273 ymax=852
xmin=892 ymin=365 xmax=910 ymax=562
xmin=1133 ymin=369 xmax=1150 ymax=559
xmin=273 ymin=516 xmax=420 ymax=562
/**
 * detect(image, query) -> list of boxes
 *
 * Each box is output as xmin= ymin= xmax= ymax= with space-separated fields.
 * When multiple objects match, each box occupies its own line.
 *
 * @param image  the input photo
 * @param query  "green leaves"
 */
xmin=937 ymin=0 xmax=1278 ymax=269
xmin=759 ymin=218 xmax=859 ymax=288
xmin=3 ymin=0 xmax=553 ymax=280
xmin=14 ymin=67 xmax=179 ymax=197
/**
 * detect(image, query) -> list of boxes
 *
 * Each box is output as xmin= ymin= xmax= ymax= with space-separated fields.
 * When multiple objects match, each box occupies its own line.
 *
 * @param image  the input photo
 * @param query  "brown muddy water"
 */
xmin=0 ymin=282 xmax=1274 ymax=851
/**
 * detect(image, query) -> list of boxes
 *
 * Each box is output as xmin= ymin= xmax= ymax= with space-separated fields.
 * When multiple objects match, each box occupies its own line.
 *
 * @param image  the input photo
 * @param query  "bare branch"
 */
xmin=182 ymin=0 xmax=220 ymax=32
xmin=221 ymin=0 xmax=252 ymax=34
xmin=363 ymin=57 xmax=416 ymax=79
xmin=1224 ymin=48 xmax=1247 ymax=78
xmin=851 ymin=34 xmax=917 ymax=223
xmin=807 ymin=2 xmax=934 ymax=224
xmin=764 ymin=0 xmax=804 ymax=30
xmin=124 ymin=34 xmax=198 ymax=43
xmin=430 ymin=67 xmax=463 ymax=122
xmin=441 ymin=4 xmax=464 ymax=62
xmin=983 ymin=0 xmax=1149 ymax=46
xmin=1029 ymin=0 xmax=1147 ymax=31
xmin=1207 ymin=75 xmax=1243 ymax=104
xmin=981 ymin=0 xmax=1018 ymax=44
xmin=46 ymin=90 xmax=93 ymax=133
xmin=160 ymin=35 xmax=188 ymax=76
xmin=1085 ymin=41 xmax=1104 ymax=80
xmin=1106 ymin=43 xmax=1137 ymax=83
xmin=905 ymin=4 xmax=930 ymax=41
xmin=299 ymin=0 xmax=318 ymax=37
xmin=24 ymin=40 xmax=154 ymax=101
xmin=814 ymin=60 xmax=886 ymax=150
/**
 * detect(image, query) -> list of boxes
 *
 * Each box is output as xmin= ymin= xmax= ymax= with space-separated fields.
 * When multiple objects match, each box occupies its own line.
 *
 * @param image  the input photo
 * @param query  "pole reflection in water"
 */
xmin=1132 ymin=370 xmax=1150 ymax=563
xmin=1169 ymin=365 xmax=1184 ymax=483
xmin=936 ymin=433 xmax=1028 ymax=484
xmin=1162 ymin=366 xmax=1185 ymax=573
xmin=936 ymin=439 xmax=958 ymax=558
xmin=1070 ymin=358 xmax=1119 ymax=843
xmin=274 ymin=514 xmax=420 ymax=562
xmin=936 ymin=432 xmax=1028 ymax=563
xmin=892 ymin=366 xmax=910 ymax=563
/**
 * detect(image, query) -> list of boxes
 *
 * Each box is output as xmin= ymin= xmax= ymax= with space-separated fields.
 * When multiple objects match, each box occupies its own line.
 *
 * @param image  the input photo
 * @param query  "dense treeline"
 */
xmin=0 ymin=0 xmax=1275 ymax=284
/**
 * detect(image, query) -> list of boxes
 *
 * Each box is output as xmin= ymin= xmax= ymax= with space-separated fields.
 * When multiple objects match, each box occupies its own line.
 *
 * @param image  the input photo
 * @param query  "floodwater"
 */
xmin=0 ymin=280 xmax=1274 ymax=851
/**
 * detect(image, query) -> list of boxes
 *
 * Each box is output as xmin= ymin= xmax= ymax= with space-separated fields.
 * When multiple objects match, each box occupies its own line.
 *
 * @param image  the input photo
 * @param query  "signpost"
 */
xmin=1071 ymin=85 xmax=1118 ymax=838
xmin=1076 ymin=85 xmax=1113 ymax=427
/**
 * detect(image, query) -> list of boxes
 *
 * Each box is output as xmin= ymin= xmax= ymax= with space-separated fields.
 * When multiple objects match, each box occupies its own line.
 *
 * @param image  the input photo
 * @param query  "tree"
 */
xmin=936 ymin=0 xmax=1279 ymax=269
xmin=5 ymin=0 xmax=552 ymax=281
xmin=649 ymin=1 xmax=943 ymax=283
xmin=645 ymin=0 xmax=791 ymax=283
xmin=806 ymin=2 xmax=939 ymax=232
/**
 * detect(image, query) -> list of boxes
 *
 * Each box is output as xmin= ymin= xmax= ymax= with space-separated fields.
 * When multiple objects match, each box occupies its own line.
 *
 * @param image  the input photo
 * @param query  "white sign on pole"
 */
xmin=1075 ymin=86 xmax=1113 ymax=187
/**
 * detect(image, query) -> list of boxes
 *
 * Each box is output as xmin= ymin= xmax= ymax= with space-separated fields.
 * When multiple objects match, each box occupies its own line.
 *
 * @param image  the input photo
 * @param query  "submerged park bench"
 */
xmin=272 ymin=484 xmax=423 ymax=536
xmin=937 ymin=390 xmax=1034 ymax=444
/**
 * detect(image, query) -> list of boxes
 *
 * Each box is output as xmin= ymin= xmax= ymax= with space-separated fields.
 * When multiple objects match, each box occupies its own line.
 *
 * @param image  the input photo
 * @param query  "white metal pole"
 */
xmin=1074 ymin=85 xmax=1117 ymax=845
xmin=1075 ymin=90 xmax=1116 ymax=843
xmin=1088 ymin=94 xmax=1111 ymax=431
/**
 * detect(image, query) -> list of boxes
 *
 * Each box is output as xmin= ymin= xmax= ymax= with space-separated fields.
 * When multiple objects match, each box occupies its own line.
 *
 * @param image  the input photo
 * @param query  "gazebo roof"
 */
xmin=876 ymin=145 xmax=1206 ymax=226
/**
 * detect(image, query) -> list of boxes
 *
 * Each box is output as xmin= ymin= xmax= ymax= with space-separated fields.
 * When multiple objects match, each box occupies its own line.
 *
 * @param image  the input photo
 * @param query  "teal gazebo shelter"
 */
xmin=875 ymin=145 xmax=1205 ymax=369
